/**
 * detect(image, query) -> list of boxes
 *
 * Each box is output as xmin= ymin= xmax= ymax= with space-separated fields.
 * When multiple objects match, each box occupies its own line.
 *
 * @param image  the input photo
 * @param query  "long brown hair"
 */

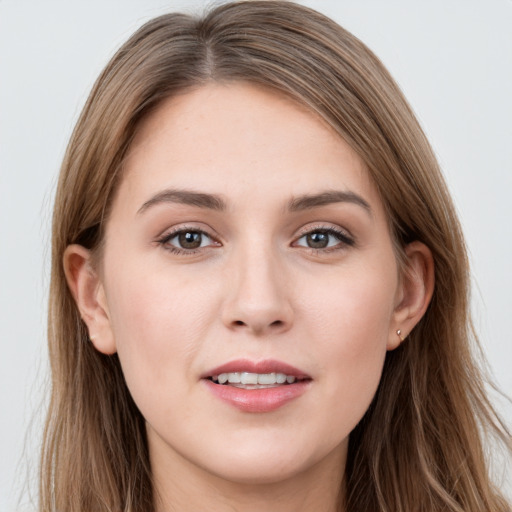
xmin=42 ymin=1 xmax=511 ymax=511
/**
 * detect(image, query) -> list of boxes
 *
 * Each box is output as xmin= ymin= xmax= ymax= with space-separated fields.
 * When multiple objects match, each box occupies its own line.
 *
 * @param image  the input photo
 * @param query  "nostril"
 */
xmin=231 ymin=319 xmax=284 ymax=330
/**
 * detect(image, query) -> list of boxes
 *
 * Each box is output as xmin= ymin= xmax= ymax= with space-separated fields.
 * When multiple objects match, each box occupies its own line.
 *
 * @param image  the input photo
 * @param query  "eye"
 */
xmin=158 ymin=228 xmax=219 ymax=253
xmin=294 ymin=228 xmax=354 ymax=250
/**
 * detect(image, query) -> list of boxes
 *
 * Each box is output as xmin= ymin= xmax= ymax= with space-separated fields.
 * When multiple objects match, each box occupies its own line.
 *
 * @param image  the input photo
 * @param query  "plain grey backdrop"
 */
xmin=1 ymin=1 xmax=511 ymax=510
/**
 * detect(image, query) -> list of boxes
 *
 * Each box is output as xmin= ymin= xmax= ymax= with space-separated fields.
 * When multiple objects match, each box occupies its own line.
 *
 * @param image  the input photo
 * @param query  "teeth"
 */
xmin=211 ymin=372 xmax=298 ymax=385
xmin=257 ymin=373 xmax=276 ymax=385
xmin=241 ymin=372 xmax=258 ymax=385
xmin=276 ymin=373 xmax=287 ymax=384
xmin=228 ymin=372 xmax=241 ymax=383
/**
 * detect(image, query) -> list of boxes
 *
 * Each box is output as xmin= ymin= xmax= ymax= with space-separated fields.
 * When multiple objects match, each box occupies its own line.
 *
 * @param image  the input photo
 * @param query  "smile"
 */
xmin=203 ymin=360 xmax=312 ymax=412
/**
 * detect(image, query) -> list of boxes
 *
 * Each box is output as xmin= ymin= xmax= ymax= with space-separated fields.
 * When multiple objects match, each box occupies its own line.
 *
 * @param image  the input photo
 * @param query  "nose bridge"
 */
xmin=222 ymin=235 xmax=293 ymax=335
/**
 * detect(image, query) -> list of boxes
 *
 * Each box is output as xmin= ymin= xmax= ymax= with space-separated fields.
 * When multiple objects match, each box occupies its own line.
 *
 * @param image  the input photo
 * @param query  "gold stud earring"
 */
xmin=396 ymin=329 xmax=404 ymax=342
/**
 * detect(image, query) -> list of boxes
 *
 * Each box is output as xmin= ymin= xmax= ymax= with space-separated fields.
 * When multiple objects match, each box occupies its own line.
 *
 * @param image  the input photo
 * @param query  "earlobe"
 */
xmin=387 ymin=241 xmax=435 ymax=350
xmin=63 ymin=244 xmax=117 ymax=355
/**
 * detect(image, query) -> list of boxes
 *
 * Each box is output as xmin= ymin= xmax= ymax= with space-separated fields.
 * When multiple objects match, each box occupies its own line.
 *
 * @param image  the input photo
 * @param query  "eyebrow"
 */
xmin=288 ymin=190 xmax=372 ymax=215
xmin=138 ymin=188 xmax=227 ymax=214
xmin=137 ymin=188 xmax=372 ymax=216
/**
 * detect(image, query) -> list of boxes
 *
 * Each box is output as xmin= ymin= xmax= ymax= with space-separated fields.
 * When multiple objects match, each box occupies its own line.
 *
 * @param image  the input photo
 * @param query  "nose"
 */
xmin=221 ymin=245 xmax=293 ymax=336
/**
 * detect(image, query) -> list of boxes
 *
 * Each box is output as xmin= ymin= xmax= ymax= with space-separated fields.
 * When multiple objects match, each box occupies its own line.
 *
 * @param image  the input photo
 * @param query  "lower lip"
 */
xmin=203 ymin=379 xmax=311 ymax=413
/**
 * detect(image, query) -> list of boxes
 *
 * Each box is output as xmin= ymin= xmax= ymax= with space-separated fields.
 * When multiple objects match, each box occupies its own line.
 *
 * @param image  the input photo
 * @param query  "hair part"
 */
xmin=43 ymin=2 xmax=511 ymax=511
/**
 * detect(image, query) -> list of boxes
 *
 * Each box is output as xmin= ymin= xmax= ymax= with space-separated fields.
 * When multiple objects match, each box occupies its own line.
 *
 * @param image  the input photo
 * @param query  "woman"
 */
xmin=41 ymin=1 xmax=511 ymax=511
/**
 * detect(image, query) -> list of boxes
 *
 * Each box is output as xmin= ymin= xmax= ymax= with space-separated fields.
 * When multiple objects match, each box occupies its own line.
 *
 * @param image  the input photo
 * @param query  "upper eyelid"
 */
xmin=295 ymin=223 xmax=353 ymax=238
xmin=156 ymin=222 xmax=353 ymax=244
xmin=158 ymin=224 xmax=219 ymax=241
xmin=165 ymin=229 xmax=213 ymax=242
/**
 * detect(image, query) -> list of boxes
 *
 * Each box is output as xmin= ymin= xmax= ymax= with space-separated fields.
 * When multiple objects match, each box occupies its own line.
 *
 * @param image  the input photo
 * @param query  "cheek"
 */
xmin=102 ymin=264 xmax=220 ymax=398
xmin=300 ymin=261 xmax=397 ymax=419
xmin=302 ymin=260 xmax=397 ymax=346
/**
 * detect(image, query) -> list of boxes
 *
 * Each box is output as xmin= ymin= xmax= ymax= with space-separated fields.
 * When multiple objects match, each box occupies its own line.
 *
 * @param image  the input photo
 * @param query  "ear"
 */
xmin=63 ymin=244 xmax=117 ymax=355
xmin=388 ymin=241 xmax=435 ymax=350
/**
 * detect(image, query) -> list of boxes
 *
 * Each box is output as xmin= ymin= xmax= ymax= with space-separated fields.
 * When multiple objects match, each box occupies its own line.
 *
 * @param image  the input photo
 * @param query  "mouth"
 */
xmin=202 ymin=360 xmax=312 ymax=412
xmin=208 ymin=371 xmax=310 ymax=389
xmin=203 ymin=358 xmax=311 ymax=385
xmin=202 ymin=359 xmax=312 ymax=410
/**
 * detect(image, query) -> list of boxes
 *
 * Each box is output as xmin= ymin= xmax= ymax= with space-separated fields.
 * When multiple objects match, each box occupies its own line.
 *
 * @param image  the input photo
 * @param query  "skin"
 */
xmin=65 ymin=83 xmax=434 ymax=512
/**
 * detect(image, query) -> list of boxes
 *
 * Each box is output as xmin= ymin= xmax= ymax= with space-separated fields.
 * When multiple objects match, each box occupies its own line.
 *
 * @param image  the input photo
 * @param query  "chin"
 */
xmin=194 ymin=437 xmax=345 ymax=487
xmin=202 ymin=457 xmax=313 ymax=486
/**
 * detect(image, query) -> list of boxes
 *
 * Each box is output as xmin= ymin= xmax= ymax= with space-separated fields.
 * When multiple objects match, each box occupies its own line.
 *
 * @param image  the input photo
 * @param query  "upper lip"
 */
xmin=202 ymin=359 xmax=311 ymax=379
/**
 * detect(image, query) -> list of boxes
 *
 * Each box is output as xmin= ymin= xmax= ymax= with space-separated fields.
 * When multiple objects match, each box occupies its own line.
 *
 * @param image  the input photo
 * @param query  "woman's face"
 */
xmin=85 ymin=83 xmax=411 ymax=485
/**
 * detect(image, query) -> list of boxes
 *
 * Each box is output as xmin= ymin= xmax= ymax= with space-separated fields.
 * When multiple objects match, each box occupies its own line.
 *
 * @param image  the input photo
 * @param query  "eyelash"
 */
xmin=156 ymin=225 xmax=355 ymax=256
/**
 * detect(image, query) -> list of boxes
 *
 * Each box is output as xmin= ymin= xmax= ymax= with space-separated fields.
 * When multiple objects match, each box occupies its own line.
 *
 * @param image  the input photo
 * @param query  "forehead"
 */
xmin=117 ymin=82 xmax=383 ymax=216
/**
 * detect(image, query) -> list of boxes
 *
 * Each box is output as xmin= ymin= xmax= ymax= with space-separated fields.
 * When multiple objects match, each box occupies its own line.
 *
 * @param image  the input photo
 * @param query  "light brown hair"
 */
xmin=42 ymin=1 xmax=511 ymax=511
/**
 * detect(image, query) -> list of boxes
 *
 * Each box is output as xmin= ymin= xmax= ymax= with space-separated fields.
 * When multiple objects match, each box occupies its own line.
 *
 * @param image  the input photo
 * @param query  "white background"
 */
xmin=1 ymin=1 xmax=511 ymax=510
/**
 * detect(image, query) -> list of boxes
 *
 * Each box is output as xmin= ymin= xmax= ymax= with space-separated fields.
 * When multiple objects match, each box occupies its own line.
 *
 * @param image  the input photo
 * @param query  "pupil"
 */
xmin=307 ymin=231 xmax=329 ymax=248
xmin=178 ymin=231 xmax=201 ymax=249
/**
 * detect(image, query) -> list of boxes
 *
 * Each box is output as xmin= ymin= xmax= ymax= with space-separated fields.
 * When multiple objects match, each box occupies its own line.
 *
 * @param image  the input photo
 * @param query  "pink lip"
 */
xmin=201 ymin=359 xmax=312 ymax=413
